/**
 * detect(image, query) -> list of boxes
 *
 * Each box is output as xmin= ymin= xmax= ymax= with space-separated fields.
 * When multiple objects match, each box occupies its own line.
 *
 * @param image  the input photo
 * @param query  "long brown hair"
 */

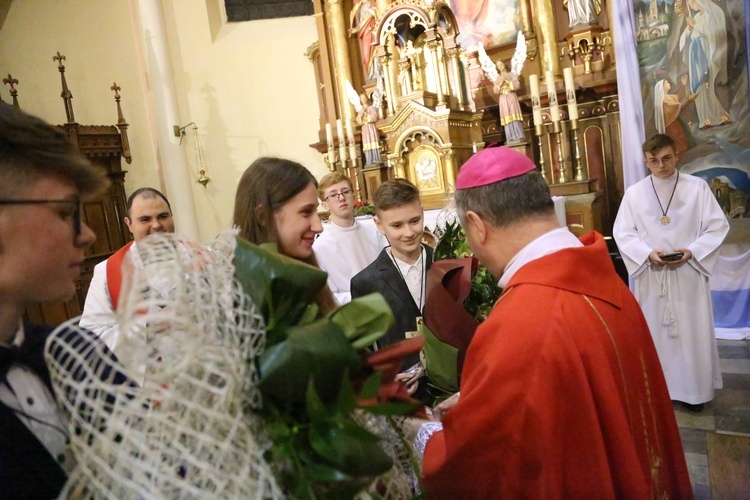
xmin=233 ymin=157 xmax=337 ymax=314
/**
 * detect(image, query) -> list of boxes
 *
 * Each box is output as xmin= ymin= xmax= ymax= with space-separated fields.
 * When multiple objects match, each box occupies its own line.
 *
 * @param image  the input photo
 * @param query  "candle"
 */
xmin=325 ymin=123 xmax=335 ymax=164
xmin=545 ymin=71 xmax=560 ymax=122
xmin=345 ymin=119 xmax=355 ymax=144
xmin=336 ymin=119 xmax=348 ymax=162
xmin=346 ymin=119 xmax=357 ymax=164
xmin=563 ymin=68 xmax=578 ymax=120
xmin=529 ymin=74 xmax=543 ymax=126
xmin=472 ymin=142 xmax=477 ymax=153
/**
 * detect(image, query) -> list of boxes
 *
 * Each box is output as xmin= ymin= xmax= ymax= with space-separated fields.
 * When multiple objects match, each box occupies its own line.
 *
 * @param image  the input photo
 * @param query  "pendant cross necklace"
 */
xmin=650 ymin=171 xmax=679 ymax=225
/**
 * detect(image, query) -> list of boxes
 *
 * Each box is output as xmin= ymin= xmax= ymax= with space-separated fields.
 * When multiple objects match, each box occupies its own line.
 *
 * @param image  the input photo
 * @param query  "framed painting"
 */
xmin=450 ymin=0 xmax=520 ymax=51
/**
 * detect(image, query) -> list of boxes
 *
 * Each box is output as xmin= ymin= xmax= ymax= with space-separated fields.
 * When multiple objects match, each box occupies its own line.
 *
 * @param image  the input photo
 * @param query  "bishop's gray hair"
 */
xmin=454 ymin=171 xmax=554 ymax=228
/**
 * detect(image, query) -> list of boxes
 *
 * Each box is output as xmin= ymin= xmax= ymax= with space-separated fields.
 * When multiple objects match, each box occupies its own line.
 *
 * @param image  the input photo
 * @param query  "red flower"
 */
xmin=357 ymin=336 xmax=427 ymax=418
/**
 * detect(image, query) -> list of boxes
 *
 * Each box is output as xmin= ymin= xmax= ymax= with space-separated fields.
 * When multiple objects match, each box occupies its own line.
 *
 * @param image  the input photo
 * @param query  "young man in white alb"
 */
xmin=313 ymin=172 xmax=384 ymax=305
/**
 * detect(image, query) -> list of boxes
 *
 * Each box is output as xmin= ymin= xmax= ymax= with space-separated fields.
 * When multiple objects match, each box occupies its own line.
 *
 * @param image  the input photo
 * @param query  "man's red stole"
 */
xmin=106 ymin=241 xmax=134 ymax=311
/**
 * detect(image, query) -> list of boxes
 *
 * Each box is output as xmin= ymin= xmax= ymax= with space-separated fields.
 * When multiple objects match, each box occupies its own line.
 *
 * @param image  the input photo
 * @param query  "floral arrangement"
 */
xmin=234 ymin=238 xmax=424 ymax=498
xmin=353 ymin=200 xmax=376 ymax=217
xmin=433 ymin=219 xmax=500 ymax=322
xmin=45 ymin=233 xmax=424 ymax=499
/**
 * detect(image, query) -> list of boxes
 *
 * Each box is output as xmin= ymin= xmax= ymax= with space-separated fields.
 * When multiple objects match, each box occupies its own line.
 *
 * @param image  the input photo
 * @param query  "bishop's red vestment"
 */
xmin=422 ymin=232 xmax=692 ymax=498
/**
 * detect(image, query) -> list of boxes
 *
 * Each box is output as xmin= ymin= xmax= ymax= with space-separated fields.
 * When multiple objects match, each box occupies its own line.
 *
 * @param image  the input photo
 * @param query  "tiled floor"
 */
xmin=676 ymin=339 xmax=750 ymax=498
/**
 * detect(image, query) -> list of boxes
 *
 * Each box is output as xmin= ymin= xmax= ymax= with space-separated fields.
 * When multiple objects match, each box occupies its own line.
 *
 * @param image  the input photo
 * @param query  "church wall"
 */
xmin=0 ymin=0 xmax=161 ymax=197
xmin=159 ymin=0 xmax=326 ymax=241
xmin=0 ymin=0 xmax=327 ymax=242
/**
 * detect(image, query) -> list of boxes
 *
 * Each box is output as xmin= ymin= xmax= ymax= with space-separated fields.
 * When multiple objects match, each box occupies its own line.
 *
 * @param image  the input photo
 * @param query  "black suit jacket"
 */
xmin=351 ymin=244 xmax=433 ymax=366
xmin=0 ymin=323 xmax=133 ymax=499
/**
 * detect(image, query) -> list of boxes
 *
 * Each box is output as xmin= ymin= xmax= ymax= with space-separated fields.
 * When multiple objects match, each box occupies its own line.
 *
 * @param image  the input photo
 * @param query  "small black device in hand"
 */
xmin=660 ymin=251 xmax=684 ymax=262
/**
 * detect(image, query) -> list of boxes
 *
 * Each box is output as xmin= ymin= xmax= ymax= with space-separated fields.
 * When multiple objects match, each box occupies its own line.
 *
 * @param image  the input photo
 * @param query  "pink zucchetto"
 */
xmin=455 ymin=147 xmax=536 ymax=189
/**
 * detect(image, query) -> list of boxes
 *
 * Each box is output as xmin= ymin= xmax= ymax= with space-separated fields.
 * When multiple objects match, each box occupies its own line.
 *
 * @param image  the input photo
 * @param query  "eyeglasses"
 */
xmin=324 ymin=189 xmax=354 ymax=202
xmin=646 ymin=154 xmax=676 ymax=167
xmin=0 ymin=198 xmax=82 ymax=236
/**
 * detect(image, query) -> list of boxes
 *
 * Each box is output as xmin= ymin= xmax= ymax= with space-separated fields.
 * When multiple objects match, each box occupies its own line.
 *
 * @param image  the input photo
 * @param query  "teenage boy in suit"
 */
xmin=0 ymin=102 xmax=131 ymax=497
xmin=351 ymin=179 xmax=433 ymax=381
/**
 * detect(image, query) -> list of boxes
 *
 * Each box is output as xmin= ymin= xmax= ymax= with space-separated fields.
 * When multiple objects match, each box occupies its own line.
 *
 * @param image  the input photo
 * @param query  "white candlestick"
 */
xmin=545 ymin=71 xmax=560 ymax=122
xmin=563 ymin=68 xmax=578 ymax=120
xmin=325 ymin=123 xmax=335 ymax=164
xmin=346 ymin=119 xmax=357 ymax=163
xmin=529 ymin=74 xmax=543 ymax=126
xmin=336 ymin=119 xmax=348 ymax=162
xmin=345 ymin=119 xmax=355 ymax=144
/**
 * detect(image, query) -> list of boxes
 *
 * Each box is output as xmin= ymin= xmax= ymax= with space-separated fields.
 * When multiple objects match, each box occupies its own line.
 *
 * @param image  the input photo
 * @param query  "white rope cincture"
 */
xmin=655 ymin=266 xmax=678 ymax=338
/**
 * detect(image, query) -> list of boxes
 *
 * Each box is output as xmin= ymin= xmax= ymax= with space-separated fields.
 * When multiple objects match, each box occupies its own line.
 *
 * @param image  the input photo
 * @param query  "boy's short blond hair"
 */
xmin=373 ymin=178 xmax=420 ymax=215
xmin=318 ymin=172 xmax=353 ymax=201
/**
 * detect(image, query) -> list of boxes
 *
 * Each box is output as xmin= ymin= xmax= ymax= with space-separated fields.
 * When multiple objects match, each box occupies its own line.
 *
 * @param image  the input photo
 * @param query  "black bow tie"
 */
xmin=0 ymin=331 xmax=48 ymax=380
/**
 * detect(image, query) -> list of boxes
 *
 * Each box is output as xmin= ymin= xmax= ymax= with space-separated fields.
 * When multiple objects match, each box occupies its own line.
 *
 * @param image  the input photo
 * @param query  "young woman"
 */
xmin=233 ymin=156 xmax=337 ymax=314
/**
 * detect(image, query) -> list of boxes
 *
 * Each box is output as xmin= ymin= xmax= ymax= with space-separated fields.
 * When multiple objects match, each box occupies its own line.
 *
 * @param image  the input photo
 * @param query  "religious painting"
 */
xmin=409 ymin=145 xmax=444 ymax=194
xmin=635 ymin=0 xmax=750 ymax=218
xmin=450 ymin=0 xmax=520 ymax=52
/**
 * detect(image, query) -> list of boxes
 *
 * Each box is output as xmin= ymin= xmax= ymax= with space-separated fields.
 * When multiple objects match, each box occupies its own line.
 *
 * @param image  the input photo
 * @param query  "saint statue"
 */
xmin=563 ymin=0 xmax=603 ymax=28
xmin=349 ymin=0 xmax=378 ymax=80
xmin=356 ymin=93 xmax=382 ymax=165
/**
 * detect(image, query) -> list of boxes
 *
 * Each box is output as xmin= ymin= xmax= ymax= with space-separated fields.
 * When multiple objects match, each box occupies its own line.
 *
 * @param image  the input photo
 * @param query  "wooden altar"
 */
xmin=308 ymin=0 xmax=622 ymax=236
xmin=6 ymin=54 xmax=132 ymax=325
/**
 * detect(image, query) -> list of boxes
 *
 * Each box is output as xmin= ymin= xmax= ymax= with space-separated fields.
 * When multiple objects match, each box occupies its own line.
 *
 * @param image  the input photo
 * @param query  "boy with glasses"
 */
xmin=313 ymin=172 xmax=384 ymax=304
xmin=614 ymin=133 xmax=729 ymax=411
xmin=0 ymin=102 xmax=131 ymax=496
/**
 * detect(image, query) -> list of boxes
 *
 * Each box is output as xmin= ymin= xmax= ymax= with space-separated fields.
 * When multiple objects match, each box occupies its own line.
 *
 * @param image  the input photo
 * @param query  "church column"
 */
xmin=530 ymin=0 xmax=561 ymax=76
xmin=443 ymin=149 xmax=456 ymax=188
xmin=426 ymin=41 xmax=444 ymax=106
xmin=325 ymin=0 xmax=354 ymax=121
xmin=519 ymin=0 xmax=534 ymax=37
xmin=448 ymin=48 xmax=466 ymax=109
xmin=136 ymin=0 xmax=200 ymax=241
xmin=381 ymin=54 xmax=396 ymax=116
xmin=436 ymin=44 xmax=450 ymax=103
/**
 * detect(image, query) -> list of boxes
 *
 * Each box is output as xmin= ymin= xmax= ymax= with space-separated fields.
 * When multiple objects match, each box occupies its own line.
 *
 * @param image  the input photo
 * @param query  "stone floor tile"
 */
xmin=717 ymin=343 xmax=750 ymax=359
xmin=722 ymin=373 xmax=750 ymax=391
xmin=719 ymin=358 xmax=750 ymax=375
xmin=674 ymin=405 xmax=716 ymax=431
xmin=679 ymin=427 xmax=708 ymax=454
xmin=684 ymin=452 xmax=709 ymax=492
xmin=712 ymin=388 xmax=750 ymax=435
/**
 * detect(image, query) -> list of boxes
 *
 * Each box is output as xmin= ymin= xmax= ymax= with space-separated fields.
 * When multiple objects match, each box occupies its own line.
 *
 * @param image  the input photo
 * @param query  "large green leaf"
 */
xmin=234 ymin=237 xmax=328 ymax=345
xmin=327 ymin=293 xmax=394 ymax=349
xmin=259 ymin=318 xmax=361 ymax=403
xmin=308 ymin=420 xmax=392 ymax=476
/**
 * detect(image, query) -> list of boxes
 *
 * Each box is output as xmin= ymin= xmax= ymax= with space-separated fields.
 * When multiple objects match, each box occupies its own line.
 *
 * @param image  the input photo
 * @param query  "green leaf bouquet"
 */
xmin=234 ymin=238 xmax=424 ymax=499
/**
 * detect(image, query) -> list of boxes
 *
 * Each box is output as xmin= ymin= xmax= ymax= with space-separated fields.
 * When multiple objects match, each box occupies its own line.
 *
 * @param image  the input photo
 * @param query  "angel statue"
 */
xmin=478 ymin=32 xmax=527 ymax=144
xmin=346 ymin=79 xmax=384 ymax=165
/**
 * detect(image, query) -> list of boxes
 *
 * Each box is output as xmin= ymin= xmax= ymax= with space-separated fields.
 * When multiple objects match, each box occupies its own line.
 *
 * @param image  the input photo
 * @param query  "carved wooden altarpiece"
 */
xmin=7 ymin=53 xmax=132 ymax=325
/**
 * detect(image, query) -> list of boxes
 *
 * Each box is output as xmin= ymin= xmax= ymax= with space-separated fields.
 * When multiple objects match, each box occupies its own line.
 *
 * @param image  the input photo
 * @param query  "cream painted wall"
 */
xmin=156 ymin=0 xmax=327 ymax=241
xmin=0 ymin=0 xmax=161 ymax=195
xmin=0 ymin=0 xmax=327 ymax=242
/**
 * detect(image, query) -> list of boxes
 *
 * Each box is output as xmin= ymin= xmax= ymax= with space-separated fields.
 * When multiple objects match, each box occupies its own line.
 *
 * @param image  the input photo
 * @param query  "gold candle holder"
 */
xmin=349 ymin=156 xmax=363 ymax=202
xmin=322 ymin=153 xmax=335 ymax=172
xmin=534 ymin=124 xmax=548 ymax=183
xmin=551 ymin=120 xmax=568 ymax=184
xmin=570 ymin=119 xmax=586 ymax=182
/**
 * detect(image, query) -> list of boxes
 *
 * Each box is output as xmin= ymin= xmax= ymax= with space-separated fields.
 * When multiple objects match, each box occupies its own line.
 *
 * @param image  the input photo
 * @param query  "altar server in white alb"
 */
xmin=313 ymin=172 xmax=385 ymax=305
xmin=613 ymin=134 xmax=729 ymax=409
